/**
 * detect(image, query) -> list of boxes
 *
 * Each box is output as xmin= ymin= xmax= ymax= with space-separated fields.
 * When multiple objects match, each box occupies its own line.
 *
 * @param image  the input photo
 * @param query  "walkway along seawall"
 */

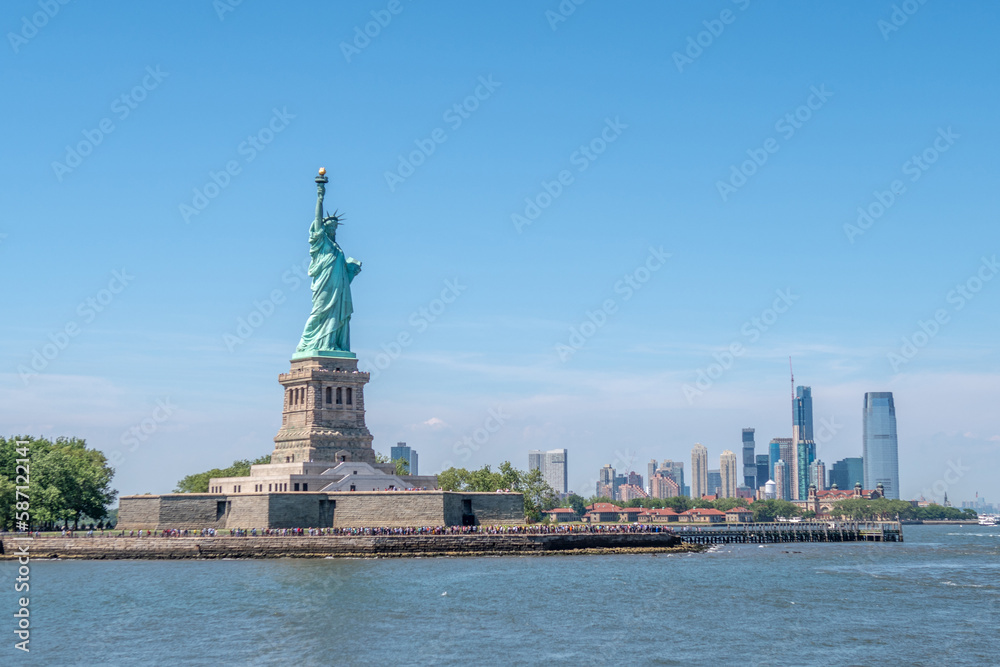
xmin=0 ymin=532 xmax=691 ymax=559
xmin=0 ymin=522 xmax=903 ymax=559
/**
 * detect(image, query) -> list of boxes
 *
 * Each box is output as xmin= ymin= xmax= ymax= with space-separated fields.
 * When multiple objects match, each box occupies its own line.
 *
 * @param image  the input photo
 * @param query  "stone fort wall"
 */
xmin=117 ymin=491 xmax=524 ymax=530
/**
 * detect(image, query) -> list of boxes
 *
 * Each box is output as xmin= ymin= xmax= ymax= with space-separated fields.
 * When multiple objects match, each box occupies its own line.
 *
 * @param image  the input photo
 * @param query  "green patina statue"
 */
xmin=294 ymin=168 xmax=362 ymax=359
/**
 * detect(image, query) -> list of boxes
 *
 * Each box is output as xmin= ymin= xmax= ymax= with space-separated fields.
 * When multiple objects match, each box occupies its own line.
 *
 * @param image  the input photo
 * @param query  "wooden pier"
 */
xmin=674 ymin=521 xmax=903 ymax=545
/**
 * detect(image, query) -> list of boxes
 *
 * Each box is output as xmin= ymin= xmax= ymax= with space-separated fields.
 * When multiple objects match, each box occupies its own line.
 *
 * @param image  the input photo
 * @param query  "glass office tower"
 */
xmin=829 ymin=457 xmax=864 ymax=489
xmin=742 ymin=428 xmax=756 ymax=490
xmin=863 ymin=392 xmax=900 ymax=499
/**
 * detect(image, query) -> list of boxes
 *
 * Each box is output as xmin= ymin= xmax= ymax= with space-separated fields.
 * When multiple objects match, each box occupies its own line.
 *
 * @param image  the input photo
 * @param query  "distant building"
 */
xmin=647 ymin=459 xmax=658 ymax=495
xmin=627 ymin=471 xmax=643 ymax=490
xmin=809 ymin=459 xmax=826 ymax=492
xmin=597 ymin=464 xmax=615 ymax=498
xmin=691 ymin=443 xmax=709 ymax=499
xmin=829 ymin=457 xmax=864 ymax=491
xmin=796 ymin=439 xmax=816 ymax=500
xmin=795 ymin=482 xmax=886 ymax=517
xmin=774 ymin=459 xmax=789 ymax=501
xmin=618 ymin=484 xmax=647 ymax=503
xmin=742 ymin=428 xmax=756 ymax=490
xmin=770 ymin=437 xmax=792 ymax=490
xmin=763 ymin=479 xmax=777 ymax=500
xmin=720 ymin=450 xmax=738 ymax=498
xmin=707 ymin=469 xmax=722 ymax=497
xmin=755 ymin=454 xmax=769 ymax=492
xmin=529 ymin=449 xmax=568 ymax=495
xmin=863 ymin=392 xmax=900 ymax=499
xmin=659 ymin=460 xmax=685 ymax=497
xmin=541 ymin=507 xmax=579 ymax=523
xmin=650 ymin=473 xmax=680 ymax=499
xmin=390 ymin=442 xmax=418 ymax=475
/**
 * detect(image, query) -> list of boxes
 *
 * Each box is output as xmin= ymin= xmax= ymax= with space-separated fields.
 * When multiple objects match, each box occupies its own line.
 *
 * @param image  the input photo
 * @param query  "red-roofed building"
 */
xmin=583 ymin=503 xmax=644 ymax=523
xmin=637 ymin=508 xmax=680 ymax=524
xmin=725 ymin=507 xmax=754 ymax=523
xmin=700 ymin=494 xmax=718 ymax=502
xmin=679 ymin=508 xmax=726 ymax=524
xmin=794 ymin=482 xmax=886 ymax=517
xmin=542 ymin=507 xmax=580 ymax=523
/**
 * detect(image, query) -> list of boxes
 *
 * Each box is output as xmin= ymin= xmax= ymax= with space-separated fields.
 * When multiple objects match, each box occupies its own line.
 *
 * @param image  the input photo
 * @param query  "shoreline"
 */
xmin=0 ymin=533 xmax=701 ymax=560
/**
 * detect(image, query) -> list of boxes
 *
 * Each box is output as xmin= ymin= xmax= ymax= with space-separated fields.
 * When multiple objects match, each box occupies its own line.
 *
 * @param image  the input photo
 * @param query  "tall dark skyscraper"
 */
xmin=829 ymin=457 xmax=864 ymax=489
xmin=793 ymin=386 xmax=814 ymax=440
xmin=863 ymin=392 xmax=900 ymax=499
xmin=791 ymin=385 xmax=814 ymax=499
xmin=742 ymin=428 xmax=756 ymax=490
xmin=755 ymin=454 xmax=770 ymax=487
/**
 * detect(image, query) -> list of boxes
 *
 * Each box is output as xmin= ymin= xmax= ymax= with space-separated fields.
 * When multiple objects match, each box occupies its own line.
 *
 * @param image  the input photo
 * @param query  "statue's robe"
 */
xmin=296 ymin=224 xmax=361 ymax=353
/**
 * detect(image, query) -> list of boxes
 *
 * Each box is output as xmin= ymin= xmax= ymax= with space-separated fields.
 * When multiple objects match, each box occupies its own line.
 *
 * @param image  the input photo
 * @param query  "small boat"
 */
xmin=978 ymin=515 xmax=998 ymax=527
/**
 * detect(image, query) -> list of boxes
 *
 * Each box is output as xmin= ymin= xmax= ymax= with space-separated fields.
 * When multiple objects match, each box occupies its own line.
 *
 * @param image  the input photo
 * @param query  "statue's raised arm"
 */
xmin=294 ymin=168 xmax=362 ymax=358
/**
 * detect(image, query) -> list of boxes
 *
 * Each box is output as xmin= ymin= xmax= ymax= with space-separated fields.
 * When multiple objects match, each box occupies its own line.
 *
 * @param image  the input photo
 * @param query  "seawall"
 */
xmin=0 ymin=532 xmax=692 ymax=560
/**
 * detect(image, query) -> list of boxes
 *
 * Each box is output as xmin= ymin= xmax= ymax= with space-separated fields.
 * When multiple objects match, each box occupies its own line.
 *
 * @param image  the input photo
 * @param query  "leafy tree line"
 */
xmin=174 ymin=455 xmax=271 ymax=493
xmin=0 ymin=436 xmax=116 ymax=530
xmin=437 ymin=462 xmax=558 ymax=522
xmin=828 ymin=499 xmax=976 ymax=521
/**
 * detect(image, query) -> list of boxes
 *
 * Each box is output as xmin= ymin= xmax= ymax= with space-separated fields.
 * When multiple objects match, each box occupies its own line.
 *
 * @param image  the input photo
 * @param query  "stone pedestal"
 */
xmin=271 ymin=354 xmax=375 ymax=465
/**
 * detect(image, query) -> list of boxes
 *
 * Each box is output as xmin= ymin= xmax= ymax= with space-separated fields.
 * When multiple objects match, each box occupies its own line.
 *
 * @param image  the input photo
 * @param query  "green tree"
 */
xmin=750 ymin=499 xmax=801 ymax=522
xmin=712 ymin=497 xmax=750 ymax=512
xmin=374 ymin=452 xmax=390 ymax=464
xmin=174 ymin=455 xmax=271 ymax=493
xmin=432 ymin=462 xmax=556 ymax=521
xmin=566 ymin=493 xmax=587 ymax=516
xmin=0 ymin=436 xmax=117 ymax=530
xmin=393 ymin=457 xmax=410 ymax=475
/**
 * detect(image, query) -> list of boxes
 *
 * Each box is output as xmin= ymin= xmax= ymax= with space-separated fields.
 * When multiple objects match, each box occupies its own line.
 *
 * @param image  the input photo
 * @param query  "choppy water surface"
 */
xmin=3 ymin=525 xmax=998 ymax=666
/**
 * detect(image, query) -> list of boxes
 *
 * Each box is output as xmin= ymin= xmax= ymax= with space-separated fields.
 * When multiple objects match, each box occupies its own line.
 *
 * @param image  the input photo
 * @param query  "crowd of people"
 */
xmin=22 ymin=523 xmax=676 ymax=538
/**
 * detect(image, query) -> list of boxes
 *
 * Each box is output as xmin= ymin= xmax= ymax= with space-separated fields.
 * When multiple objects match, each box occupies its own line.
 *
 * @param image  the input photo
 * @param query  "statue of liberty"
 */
xmin=294 ymin=168 xmax=362 ymax=357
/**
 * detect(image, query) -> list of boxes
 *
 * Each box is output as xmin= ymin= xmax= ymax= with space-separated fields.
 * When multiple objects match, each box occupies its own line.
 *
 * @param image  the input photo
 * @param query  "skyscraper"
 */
xmin=650 ymin=474 xmax=680 ymax=499
xmin=597 ymin=464 xmax=615 ymax=498
xmin=707 ymin=470 xmax=722 ymax=496
xmin=647 ymin=459 xmax=658 ymax=495
xmin=829 ymin=457 xmax=864 ymax=490
xmin=863 ymin=392 xmax=900 ymax=499
xmin=767 ymin=438 xmax=784 ymax=482
xmin=691 ymin=444 xmax=708 ymax=499
xmin=742 ymin=428 xmax=756 ymax=490
xmin=755 ymin=454 xmax=769 ymax=490
xmin=530 ymin=449 xmax=568 ymax=494
xmin=797 ymin=439 xmax=816 ymax=500
xmin=809 ymin=459 xmax=826 ymax=491
xmin=774 ymin=459 xmax=789 ymax=501
xmin=390 ymin=442 xmax=418 ymax=475
xmin=659 ymin=460 xmax=685 ymax=497
xmin=791 ymin=386 xmax=813 ymax=500
xmin=720 ymin=450 xmax=738 ymax=498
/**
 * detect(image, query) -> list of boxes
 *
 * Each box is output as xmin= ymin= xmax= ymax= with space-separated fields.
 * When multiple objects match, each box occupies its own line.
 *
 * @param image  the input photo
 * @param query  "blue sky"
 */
xmin=2 ymin=1 xmax=998 ymax=504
